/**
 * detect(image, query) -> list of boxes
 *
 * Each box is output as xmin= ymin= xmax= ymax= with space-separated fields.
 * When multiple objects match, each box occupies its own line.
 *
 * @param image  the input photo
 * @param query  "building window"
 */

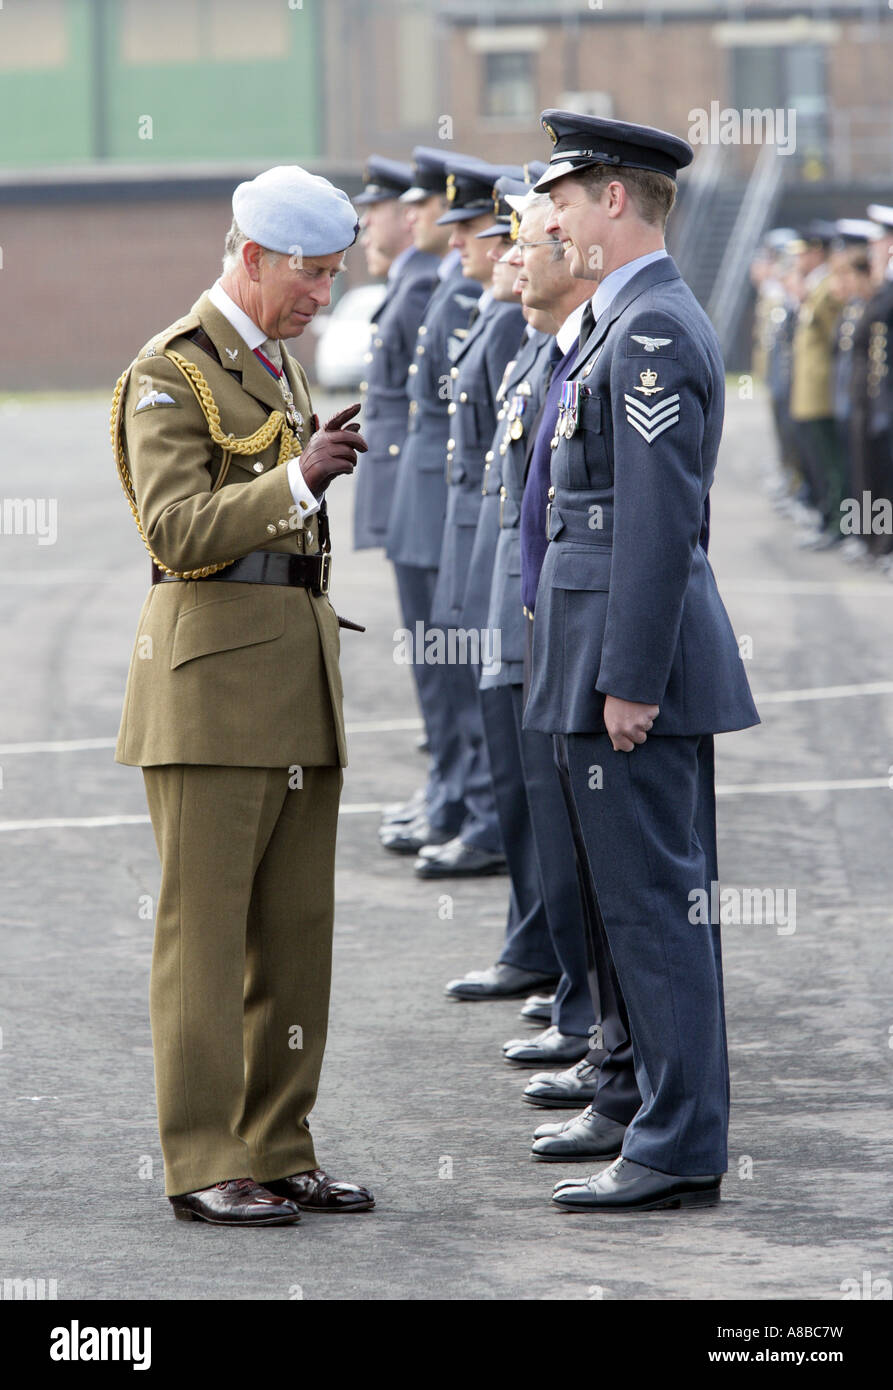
xmin=483 ymin=52 xmax=535 ymax=120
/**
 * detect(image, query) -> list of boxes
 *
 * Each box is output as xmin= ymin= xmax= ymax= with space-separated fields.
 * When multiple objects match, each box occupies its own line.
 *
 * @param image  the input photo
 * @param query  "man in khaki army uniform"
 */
xmin=113 ymin=166 xmax=375 ymax=1226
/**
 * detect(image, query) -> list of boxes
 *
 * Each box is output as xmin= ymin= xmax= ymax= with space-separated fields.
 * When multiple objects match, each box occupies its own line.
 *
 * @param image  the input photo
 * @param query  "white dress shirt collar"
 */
xmin=556 ymin=299 xmax=588 ymax=355
xmin=208 ymin=279 xmax=267 ymax=351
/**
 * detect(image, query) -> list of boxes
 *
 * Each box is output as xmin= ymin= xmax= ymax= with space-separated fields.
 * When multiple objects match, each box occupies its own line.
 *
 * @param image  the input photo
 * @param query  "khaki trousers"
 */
xmin=142 ymin=763 xmax=342 ymax=1196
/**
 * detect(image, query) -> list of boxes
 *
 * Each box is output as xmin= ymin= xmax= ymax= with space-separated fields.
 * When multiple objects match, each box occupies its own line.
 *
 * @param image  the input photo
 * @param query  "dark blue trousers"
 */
xmin=561 ymin=732 xmax=729 ymax=1175
xmin=511 ymin=687 xmax=594 ymax=1037
xmin=478 ymin=685 xmax=560 ymax=978
xmin=392 ymin=561 xmax=466 ymax=837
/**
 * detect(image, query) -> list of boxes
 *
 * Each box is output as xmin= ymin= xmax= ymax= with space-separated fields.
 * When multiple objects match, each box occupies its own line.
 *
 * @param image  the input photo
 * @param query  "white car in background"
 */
xmin=312 ymin=282 xmax=387 ymax=389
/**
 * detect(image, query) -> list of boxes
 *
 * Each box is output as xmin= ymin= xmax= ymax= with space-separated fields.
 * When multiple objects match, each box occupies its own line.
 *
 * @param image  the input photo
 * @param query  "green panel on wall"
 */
xmin=0 ymin=0 xmax=94 ymax=166
xmin=103 ymin=1 xmax=321 ymax=162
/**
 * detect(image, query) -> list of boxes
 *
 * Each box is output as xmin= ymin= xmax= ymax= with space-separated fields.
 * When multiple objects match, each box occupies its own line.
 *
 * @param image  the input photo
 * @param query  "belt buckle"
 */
xmin=318 ymin=552 xmax=332 ymax=595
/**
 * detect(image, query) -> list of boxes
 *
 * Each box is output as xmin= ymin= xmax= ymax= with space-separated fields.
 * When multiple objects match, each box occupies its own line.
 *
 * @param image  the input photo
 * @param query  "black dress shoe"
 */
xmin=503 ymin=1025 xmax=590 ymax=1067
xmin=522 ymin=1059 xmax=600 ymax=1109
xmin=519 ymin=994 xmax=555 ymax=1023
xmin=415 ymin=734 xmax=429 ymax=754
xmin=445 ymin=963 xmax=560 ymax=1001
xmin=264 ymin=1168 xmax=375 ymax=1213
xmin=379 ymin=788 xmax=427 ymax=827
xmin=531 ymin=1107 xmax=627 ymax=1162
xmin=379 ymin=816 xmax=451 ymax=855
xmin=551 ymin=1157 xmax=723 ymax=1211
xmin=413 ymin=837 xmax=507 ymax=878
xmin=169 ymin=1178 xmax=301 ymax=1226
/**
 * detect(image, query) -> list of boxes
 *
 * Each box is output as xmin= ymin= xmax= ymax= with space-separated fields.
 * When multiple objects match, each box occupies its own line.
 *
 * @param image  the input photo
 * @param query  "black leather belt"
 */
xmin=153 ymin=550 xmax=331 ymax=594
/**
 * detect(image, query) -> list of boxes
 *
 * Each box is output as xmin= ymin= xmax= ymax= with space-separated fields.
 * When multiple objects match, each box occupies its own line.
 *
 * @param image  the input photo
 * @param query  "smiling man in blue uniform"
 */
xmin=523 ymin=111 xmax=760 ymax=1212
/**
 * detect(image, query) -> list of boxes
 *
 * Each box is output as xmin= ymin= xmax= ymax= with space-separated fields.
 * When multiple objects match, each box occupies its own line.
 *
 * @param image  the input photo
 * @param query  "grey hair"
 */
xmin=518 ymin=193 xmax=564 ymax=260
xmin=222 ymin=217 xmax=280 ymax=273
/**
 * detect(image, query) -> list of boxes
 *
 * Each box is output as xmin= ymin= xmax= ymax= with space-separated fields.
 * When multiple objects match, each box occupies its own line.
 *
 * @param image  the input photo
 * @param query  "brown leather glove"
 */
xmin=299 ymin=402 xmax=368 ymax=498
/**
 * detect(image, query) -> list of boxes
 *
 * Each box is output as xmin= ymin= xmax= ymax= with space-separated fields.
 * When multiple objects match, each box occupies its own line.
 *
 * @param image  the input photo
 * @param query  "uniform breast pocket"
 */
xmin=457 ymin=386 xmax=489 ymax=451
xmin=551 ymin=392 xmax=610 ymax=491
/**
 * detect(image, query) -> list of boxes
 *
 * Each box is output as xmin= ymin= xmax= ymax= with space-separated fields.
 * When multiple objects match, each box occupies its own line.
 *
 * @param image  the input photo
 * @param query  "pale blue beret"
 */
xmin=232 ymin=165 xmax=360 ymax=257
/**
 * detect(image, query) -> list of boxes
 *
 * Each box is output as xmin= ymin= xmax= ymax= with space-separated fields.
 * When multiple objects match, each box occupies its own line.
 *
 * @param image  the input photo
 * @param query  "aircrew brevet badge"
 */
xmin=135 ymin=389 xmax=179 ymax=411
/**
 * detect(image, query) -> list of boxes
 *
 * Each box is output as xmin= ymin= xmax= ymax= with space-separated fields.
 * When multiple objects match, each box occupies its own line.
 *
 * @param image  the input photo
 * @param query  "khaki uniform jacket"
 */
xmin=114 ymin=291 xmax=346 ymax=769
xmin=790 ymin=271 xmax=841 ymax=421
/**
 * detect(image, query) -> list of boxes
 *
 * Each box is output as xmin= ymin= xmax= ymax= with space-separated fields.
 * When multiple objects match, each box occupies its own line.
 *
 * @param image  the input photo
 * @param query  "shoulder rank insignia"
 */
xmin=135 ymin=390 xmax=180 ymax=412
xmin=627 ymin=333 xmax=677 ymax=358
xmin=624 ymin=389 xmax=680 ymax=444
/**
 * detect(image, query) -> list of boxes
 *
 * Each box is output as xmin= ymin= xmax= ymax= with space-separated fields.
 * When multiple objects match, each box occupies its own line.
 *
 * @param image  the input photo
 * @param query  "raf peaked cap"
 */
xmin=476 ymin=169 xmax=539 ymax=239
xmin=436 ymin=156 xmax=507 ymax=225
xmin=233 ymin=165 xmax=360 ymax=257
xmin=834 ymin=218 xmax=881 ymax=245
xmin=868 ymin=203 xmax=893 ymax=233
xmin=354 ymin=155 xmax=415 ymax=206
xmin=400 ymin=146 xmax=454 ymax=203
xmin=533 ymin=109 xmax=693 ymax=192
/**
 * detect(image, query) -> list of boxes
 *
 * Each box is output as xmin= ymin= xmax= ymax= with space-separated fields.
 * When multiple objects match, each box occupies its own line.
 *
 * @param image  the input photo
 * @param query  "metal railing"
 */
xmin=707 ymin=141 xmax=784 ymax=358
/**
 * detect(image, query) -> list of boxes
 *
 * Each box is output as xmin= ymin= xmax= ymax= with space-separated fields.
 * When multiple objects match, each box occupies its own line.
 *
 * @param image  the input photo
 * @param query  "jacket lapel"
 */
xmin=570 ymin=255 xmax=682 ymax=376
xmin=195 ymin=292 xmax=286 ymax=416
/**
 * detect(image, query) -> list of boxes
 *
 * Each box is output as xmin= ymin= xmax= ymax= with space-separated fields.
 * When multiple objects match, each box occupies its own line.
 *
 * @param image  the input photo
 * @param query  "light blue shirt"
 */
xmin=387 ymin=244 xmax=416 ymax=283
xmin=590 ymin=248 xmax=668 ymax=324
xmin=438 ymin=248 xmax=461 ymax=282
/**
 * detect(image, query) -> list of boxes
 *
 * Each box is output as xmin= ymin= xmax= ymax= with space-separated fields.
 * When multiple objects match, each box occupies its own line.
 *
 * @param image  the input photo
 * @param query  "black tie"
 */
xmin=578 ymin=301 xmax=595 ymax=350
xmin=544 ymin=334 xmax=563 ymax=389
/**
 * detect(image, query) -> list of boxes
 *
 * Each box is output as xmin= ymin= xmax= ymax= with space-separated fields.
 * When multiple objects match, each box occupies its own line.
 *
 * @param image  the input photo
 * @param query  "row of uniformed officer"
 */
xmin=754 ymin=208 xmax=893 ymax=565
xmin=355 ymin=114 xmax=760 ymax=1211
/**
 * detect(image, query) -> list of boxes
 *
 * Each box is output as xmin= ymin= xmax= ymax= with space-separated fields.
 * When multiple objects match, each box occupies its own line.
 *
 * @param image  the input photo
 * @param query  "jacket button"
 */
xmin=388 ymin=444 xmax=400 ymax=456
xmin=360 ymin=379 xmax=369 ymax=390
xmin=447 ymin=402 xmax=457 ymax=414
xmin=450 ymin=367 xmax=459 ymax=379
xmin=485 ymin=450 xmax=494 ymax=462
xmin=278 ymin=519 xmax=289 ymax=530
xmin=459 ymin=391 xmax=468 ymax=402
xmin=447 ymin=438 xmax=455 ymax=449
xmin=363 ymin=352 xmax=373 ymax=363
xmin=266 ymin=524 xmax=277 ymax=535
xmin=417 ymin=344 xmax=426 ymax=355
xmin=408 ymin=364 xmax=418 ymax=375
xmin=418 ymin=325 xmax=428 ymax=336
xmin=253 ymin=461 xmax=264 ymax=473
xmin=374 ymin=337 xmax=383 ymax=347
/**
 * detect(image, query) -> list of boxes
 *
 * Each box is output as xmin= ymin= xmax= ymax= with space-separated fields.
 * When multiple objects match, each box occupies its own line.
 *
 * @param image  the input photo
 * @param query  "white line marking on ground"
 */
xmin=0 ymin=779 xmax=888 ymax=831
xmin=751 ymin=680 xmax=893 ymax=704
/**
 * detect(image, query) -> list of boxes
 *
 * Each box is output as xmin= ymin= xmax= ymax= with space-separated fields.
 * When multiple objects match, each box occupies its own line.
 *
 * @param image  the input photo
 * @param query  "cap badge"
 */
xmin=543 ymin=121 xmax=558 ymax=146
xmin=446 ymin=173 xmax=457 ymax=203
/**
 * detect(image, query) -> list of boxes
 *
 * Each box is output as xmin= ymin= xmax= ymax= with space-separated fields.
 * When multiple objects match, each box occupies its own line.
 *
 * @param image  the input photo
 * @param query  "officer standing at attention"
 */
xmin=353 ymin=156 xmax=440 ymax=552
xmin=524 ymin=112 xmax=760 ymax=1212
xmin=415 ymin=156 xmax=528 ymax=880
xmin=445 ymin=173 xmax=571 ymax=1019
xmin=113 ymin=166 xmax=374 ymax=1226
xmin=380 ymin=147 xmax=482 ymax=853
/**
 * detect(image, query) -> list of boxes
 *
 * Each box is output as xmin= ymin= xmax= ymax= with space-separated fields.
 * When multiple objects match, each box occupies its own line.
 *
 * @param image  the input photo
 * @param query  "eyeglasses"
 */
xmin=514 ymin=239 xmax=561 ymax=252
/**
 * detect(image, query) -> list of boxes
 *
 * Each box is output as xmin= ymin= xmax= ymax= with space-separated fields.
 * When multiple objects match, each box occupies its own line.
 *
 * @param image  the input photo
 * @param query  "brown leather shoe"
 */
xmin=169 ymin=1178 xmax=301 ymax=1225
xmin=264 ymin=1168 xmax=375 ymax=1213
